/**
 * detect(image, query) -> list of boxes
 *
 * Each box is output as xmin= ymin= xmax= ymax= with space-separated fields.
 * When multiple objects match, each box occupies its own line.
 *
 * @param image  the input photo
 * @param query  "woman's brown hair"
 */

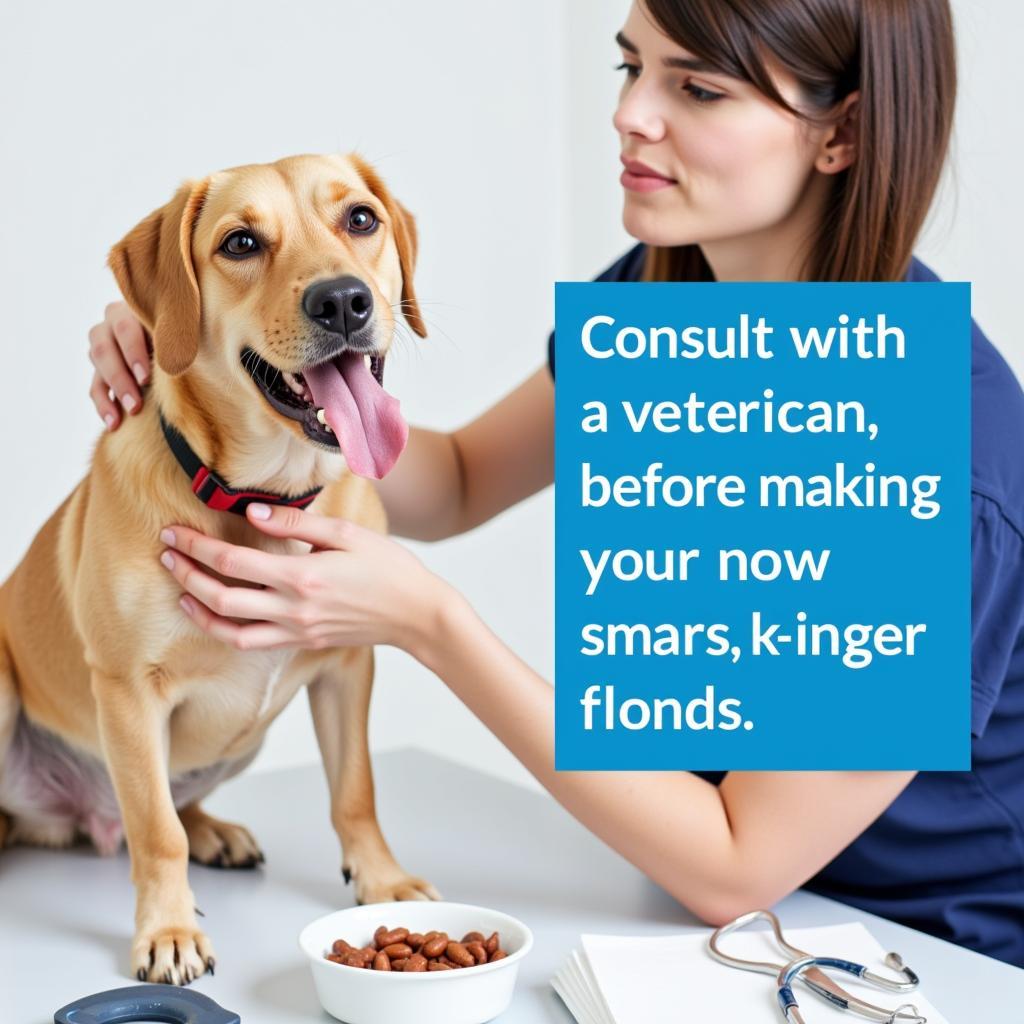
xmin=639 ymin=0 xmax=957 ymax=283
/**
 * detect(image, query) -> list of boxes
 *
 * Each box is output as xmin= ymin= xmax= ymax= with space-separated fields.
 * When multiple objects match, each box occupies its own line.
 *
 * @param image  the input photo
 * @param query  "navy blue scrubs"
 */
xmin=548 ymin=244 xmax=1024 ymax=967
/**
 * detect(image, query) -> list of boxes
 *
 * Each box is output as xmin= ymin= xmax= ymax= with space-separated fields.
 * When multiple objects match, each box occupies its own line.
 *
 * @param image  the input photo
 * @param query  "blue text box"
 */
xmin=554 ymin=282 xmax=971 ymax=770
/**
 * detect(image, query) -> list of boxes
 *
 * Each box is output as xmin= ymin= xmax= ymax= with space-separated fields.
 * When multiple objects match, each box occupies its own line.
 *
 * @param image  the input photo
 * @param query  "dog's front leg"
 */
xmin=308 ymin=646 xmax=440 ymax=905
xmin=92 ymin=669 xmax=215 ymax=985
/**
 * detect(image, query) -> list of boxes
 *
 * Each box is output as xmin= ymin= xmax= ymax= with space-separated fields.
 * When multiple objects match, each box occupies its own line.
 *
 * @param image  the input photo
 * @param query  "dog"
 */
xmin=0 ymin=153 xmax=438 ymax=985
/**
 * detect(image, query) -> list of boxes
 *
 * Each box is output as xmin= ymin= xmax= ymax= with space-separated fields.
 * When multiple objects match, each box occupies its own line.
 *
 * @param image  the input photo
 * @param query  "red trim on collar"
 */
xmin=160 ymin=411 xmax=323 ymax=516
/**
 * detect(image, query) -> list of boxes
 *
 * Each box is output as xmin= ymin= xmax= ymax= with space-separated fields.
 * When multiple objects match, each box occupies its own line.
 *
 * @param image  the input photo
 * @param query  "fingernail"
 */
xmin=180 ymin=596 xmax=195 ymax=615
xmin=104 ymin=414 xmax=115 ymax=430
xmin=248 ymin=503 xmax=271 ymax=520
xmin=122 ymin=394 xmax=137 ymax=413
xmin=132 ymin=362 xmax=147 ymax=385
xmin=160 ymin=528 xmax=176 ymax=546
xmin=160 ymin=551 xmax=175 ymax=570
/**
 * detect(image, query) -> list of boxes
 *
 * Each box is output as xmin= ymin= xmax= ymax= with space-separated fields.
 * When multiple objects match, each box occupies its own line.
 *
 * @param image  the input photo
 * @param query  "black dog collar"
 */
xmin=159 ymin=412 xmax=323 ymax=516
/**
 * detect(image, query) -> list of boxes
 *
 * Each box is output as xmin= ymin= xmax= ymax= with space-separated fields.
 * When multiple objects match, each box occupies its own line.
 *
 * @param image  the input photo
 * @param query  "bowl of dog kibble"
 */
xmin=298 ymin=901 xmax=534 ymax=1024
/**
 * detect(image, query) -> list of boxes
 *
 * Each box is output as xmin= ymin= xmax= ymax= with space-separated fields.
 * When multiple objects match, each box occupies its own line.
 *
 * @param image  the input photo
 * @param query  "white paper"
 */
xmin=550 ymin=922 xmax=947 ymax=1024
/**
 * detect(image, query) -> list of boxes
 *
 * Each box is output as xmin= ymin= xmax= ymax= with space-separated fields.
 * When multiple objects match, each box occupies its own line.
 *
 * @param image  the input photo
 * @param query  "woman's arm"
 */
xmin=158 ymin=506 xmax=916 ymax=925
xmin=87 ymin=302 xmax=554 ymax=542
xmin=417 ymin=595 xmax=917 ymax=924
xmin=373 ymin=366 xmax=554 ymax=540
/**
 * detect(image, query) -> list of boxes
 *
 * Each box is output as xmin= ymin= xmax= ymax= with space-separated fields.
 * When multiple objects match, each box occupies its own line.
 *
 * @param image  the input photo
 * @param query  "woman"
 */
xmin=87 ymin=0 xmax=1024 ymax=966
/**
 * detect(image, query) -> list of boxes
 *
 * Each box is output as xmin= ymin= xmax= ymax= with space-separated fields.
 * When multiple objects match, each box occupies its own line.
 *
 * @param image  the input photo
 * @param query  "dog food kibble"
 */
xmin=446 ymin=941 xmax=475 ymax=967
xmin=421 ymin=934 xmax=448 ymax=958
xmin=324 ymin=924 xmax=509 ymax=972
xmin=376 ymin=927 xmax=409 ymax=947
xmin=405 ymin=953 xmax=428 ymax=972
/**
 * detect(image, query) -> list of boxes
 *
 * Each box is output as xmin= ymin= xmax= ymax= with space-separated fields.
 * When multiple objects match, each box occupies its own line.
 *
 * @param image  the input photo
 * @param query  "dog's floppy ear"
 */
xmin=389 ymin=197 xmax=427 ymax=338
xmin=349 ymin=156 xmax=427 ymax=338
xmin=107 ymin=178 xmax=210 ymax=375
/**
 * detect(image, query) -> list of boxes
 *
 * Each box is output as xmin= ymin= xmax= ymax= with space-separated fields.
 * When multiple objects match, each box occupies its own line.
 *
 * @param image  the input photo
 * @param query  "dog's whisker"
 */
xmin=386 ymin=310 xmax=463 ymax=362
xmin=383 ymin=320 xmax=431 ymax=367
xmin=387 ymin=297 xmax=472 ymax=356
xmin=350 ymin=146 xmax=404 ymax=168
xmin=389 ymin=324 xmax=418 ymax=361
xmin=389 ymin=301 xmax=454 ymax=326
xmin=244 ymin=347 xmax=264 ymax=382
xmin=388 ymin=306 xmax=440 ymax=345
xmin=393 ymin=299 xmax=467 ymax=310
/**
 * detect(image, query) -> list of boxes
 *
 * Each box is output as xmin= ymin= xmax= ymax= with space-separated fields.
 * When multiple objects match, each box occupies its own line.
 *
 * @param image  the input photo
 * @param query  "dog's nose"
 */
xmin=302 ymin=276 xmax=374 ymax=337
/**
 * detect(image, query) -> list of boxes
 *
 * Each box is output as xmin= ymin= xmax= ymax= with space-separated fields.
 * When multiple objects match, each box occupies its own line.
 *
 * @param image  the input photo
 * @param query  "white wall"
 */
xmin=0 ymin=0 xmax=1017 ymax=792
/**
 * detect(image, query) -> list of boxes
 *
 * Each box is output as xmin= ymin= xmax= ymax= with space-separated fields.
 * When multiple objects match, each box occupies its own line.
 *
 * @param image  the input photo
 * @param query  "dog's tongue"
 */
xmin=302 ymin=353 xmax=407 ymax=479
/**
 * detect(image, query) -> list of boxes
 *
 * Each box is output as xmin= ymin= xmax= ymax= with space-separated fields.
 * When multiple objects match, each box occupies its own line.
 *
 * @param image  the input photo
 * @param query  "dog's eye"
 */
xmin=347 ymin=206 xmax=378 ymax=234
xmin=221 ymin=230 xmax=261 ymax=258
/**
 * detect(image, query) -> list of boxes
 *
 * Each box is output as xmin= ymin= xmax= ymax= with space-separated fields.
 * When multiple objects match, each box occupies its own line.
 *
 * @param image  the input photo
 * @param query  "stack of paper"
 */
xmin=551 ymin=922 xmax=947 ymax=1023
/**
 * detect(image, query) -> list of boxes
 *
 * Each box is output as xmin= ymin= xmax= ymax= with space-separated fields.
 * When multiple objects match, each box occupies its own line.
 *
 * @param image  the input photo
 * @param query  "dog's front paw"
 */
xmin=132 ymin=925 xmax=216 ymax=986
xmin=348 ymin=864 xmax=442 ymax=905
xmin=181 ymin=805 xmax=264 ymax=869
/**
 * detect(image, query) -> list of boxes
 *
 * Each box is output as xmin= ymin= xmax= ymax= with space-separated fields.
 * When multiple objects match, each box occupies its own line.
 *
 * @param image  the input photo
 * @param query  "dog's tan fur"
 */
xmin=0 ymin=154 xmax=436 ymax=985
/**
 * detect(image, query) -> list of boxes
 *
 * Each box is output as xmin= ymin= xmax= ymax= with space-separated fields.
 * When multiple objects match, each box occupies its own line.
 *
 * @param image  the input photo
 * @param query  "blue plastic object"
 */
xmin=53 ymin=985 xmax=240 ymax=1024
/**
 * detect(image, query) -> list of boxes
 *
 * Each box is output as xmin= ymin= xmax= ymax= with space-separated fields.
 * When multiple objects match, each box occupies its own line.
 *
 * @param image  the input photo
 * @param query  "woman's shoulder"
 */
xmin=594 ymin=243 xmax=648 ymax=283
xmin=971 ymin=332 xmax=1024 ymax=532
xmin=547 ymin=245 xmax=649 ymax=378
xmin=911 ymin=256 xmax=1024 ymax=527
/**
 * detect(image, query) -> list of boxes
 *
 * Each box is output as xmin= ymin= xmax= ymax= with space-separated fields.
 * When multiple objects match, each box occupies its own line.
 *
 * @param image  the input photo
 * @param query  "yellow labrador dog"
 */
xmin=0 ymin=154 xmax=437 ymax=985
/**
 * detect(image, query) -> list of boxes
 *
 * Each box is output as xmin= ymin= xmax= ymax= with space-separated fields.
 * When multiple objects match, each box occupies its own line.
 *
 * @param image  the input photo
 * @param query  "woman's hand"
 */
xmin=88 ymin=300 xmax=152 ymax=429
xmin=157 ymin=503 xmax=454 ymax=656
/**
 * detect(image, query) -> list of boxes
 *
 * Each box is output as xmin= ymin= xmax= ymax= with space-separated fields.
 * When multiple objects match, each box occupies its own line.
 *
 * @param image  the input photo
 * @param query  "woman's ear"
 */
xmin=350 ymin=155 xmax=427 ymax=338
xmin=817 ymin=90 xmax=859 ymax=175
xmin=107 ymin=178 xmax=210 ymax=375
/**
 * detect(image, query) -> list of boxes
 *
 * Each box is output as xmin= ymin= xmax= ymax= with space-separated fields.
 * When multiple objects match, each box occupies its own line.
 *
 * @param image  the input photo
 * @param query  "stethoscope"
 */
xmin=707 ymin=910 xmax=926 ymax=1024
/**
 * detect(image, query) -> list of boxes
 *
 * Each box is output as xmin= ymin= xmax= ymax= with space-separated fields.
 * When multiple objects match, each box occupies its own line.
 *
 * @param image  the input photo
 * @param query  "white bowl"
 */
xmin=298 ymin=901 xmax=534 ymax=1024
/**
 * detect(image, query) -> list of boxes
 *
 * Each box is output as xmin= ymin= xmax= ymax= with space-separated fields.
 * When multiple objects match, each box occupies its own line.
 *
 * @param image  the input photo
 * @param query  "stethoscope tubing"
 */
xmin=777 ymin=956 xmax=924 ymax=1024
xmin=708 ymin=910 xmax=924 ymax=1023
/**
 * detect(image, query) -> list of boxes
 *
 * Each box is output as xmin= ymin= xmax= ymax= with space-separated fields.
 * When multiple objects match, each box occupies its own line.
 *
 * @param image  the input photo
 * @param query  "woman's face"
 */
xmin=613 ymin=1 xmax=828 ymax=251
